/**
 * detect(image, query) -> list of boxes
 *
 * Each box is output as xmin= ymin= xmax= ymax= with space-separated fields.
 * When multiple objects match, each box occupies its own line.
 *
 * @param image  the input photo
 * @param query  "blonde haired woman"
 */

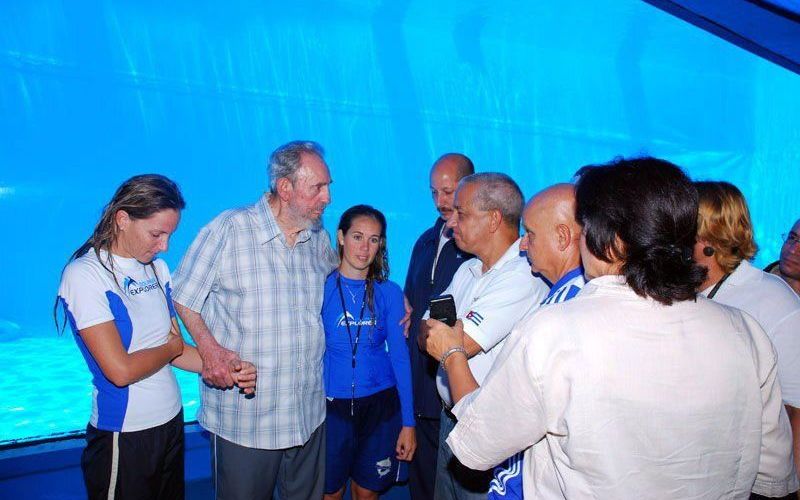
xmin=694 ymin=180 xmax=800 ymax=499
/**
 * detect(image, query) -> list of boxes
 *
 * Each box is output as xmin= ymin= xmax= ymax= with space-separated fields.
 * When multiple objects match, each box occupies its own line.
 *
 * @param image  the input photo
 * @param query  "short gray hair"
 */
xmin=268 ymin=141 xmax=325 ymax=193
xmin=458 ymin=172 xmax=524 ymax=228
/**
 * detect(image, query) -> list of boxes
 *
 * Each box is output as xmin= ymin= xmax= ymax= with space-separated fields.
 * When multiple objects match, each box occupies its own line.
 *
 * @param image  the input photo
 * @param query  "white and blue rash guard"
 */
xmin=58 ymin=249 xmax=182 ymax=432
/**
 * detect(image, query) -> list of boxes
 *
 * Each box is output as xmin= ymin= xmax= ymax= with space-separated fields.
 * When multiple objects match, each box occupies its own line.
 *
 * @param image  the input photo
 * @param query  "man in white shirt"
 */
xmin=427 ymin=182 xmax=585 ymax=500
xmin=419 ymin=172 xmax=549 ymax=499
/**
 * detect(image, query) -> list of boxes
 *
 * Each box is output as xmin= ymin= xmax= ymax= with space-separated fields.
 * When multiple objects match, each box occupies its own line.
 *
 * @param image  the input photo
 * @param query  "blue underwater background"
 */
xmin=1 ymin=0 xmax=799 ymax=443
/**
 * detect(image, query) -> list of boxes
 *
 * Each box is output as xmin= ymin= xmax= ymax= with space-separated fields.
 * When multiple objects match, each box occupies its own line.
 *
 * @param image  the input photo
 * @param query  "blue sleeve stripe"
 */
xmin=60 ymin=296 xmax=129 ymax=432
xmin=165 ymin=281 xmax=176 ymax=318
xmin=564 ymin=285 xmax=581 ymax=301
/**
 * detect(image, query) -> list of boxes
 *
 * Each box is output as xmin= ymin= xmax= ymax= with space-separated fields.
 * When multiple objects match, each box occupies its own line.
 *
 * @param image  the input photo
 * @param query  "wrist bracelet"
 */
xmin=440 ymin=346 xmax=467 ymax=370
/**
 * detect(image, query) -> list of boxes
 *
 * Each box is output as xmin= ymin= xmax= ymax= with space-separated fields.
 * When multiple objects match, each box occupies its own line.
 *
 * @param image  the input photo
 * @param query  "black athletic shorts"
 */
xmin=82 ymin=409 xmax=184 ymax=500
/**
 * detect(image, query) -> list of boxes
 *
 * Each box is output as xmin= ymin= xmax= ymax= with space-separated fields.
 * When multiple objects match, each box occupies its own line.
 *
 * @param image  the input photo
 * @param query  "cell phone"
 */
xmin=429 ymin=294 xmax=457 ymax=327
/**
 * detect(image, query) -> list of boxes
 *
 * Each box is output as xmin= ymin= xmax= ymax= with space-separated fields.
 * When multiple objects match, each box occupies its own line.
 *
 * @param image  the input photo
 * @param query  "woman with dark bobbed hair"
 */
xmin=56 ymin=175 xmax=256 ymax=499
xmin=694 ymin=181 xmax=800 ymax=499
xmin=435 ymin=157 xmax=790 ymax=498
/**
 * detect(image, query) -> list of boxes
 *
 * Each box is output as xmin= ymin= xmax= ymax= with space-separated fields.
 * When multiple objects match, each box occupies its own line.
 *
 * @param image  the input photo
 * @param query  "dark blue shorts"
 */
xmin=324 ymin=386 xmax=407 ymax=494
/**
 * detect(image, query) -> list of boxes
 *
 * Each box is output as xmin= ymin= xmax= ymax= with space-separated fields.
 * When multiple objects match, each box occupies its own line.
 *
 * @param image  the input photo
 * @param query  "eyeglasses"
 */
xmin=782 ymin=233 xmax=800 ymax=246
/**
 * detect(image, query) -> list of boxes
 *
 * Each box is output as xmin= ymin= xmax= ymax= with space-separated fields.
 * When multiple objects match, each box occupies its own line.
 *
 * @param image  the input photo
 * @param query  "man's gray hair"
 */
xmin=268 ymin=140 xmax=325 ymax=193
xmin=459 ymin=172 xmax=524 ymax=228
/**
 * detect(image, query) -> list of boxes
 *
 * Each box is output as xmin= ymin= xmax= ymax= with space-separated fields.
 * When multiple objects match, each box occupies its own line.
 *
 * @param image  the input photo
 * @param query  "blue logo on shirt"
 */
xmin=123 ymin=276 xmax=159 ymax=296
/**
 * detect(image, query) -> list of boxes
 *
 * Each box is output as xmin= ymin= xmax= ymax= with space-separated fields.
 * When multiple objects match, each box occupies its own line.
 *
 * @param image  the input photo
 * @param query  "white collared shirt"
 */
xmin=433 ymin=239 xmax=549 ymax=407
xmin=702 ymin=259 xmax=800 ymax=407
xmin=449 ymin=275 xmax=795 ymax=499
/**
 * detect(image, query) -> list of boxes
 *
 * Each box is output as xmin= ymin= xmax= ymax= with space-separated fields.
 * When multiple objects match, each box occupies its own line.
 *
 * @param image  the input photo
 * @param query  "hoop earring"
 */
xmin=702 ymin=246 xmax=715 ymax=257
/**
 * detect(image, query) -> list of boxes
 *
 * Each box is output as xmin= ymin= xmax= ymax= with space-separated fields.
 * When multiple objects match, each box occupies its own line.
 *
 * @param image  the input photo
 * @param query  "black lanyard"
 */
xmin=336 ymin=273 xmax=369 ymax=367
xmin=336 ymin=273 xmax=369 ymax=415
xmin=707 ymin=273 xmax=731 ymax=299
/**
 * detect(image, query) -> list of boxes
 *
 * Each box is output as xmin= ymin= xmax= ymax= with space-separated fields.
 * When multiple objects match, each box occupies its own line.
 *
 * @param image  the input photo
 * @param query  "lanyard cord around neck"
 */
xmin=707 ymin=272 xmax=732 ymax=299
xmin=336 ymin=272 xmax=369 ymax=415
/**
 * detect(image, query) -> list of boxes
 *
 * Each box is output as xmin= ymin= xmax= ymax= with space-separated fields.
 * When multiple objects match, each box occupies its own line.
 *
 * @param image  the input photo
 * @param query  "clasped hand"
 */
xmin=194 ymin=335 xmax=257 ymax=395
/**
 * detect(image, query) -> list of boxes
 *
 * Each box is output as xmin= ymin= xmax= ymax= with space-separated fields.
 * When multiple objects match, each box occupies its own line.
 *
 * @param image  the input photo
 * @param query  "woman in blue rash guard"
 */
xmin=55 ymin=174 xmax=256 ymax=500
xmin=322 ymin=204 xmax=416 ymax=500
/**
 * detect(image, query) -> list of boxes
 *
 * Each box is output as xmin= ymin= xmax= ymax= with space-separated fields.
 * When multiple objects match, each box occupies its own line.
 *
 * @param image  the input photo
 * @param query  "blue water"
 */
xmin=0 ymin=334 xmax=201 ymax=443
xmin=1 ymin=1 xmax=799 ymax=444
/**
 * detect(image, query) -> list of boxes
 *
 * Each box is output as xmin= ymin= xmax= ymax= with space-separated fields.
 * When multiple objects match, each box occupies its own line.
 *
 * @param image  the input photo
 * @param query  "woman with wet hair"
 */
xmin=695 ymin=181 xmax=800 ymax=499
xmin=56 ymin=174 xmax=256 ymax=500
xmin=322 ymin=204 xmax=416 ymax=500
xmin=436 ymin=157 xmax=791 ymax=498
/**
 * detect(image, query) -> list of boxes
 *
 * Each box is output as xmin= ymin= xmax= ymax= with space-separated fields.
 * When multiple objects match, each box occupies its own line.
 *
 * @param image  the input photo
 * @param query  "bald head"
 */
xmin=520 ymin=183 xmax=581 ymax=283
xmin=528 ymin=184 xmax=579 ymax=231
xmin=431 ymin=153 xmax=474 ymax=180
xmin=430 ymin=153 xmax=475 ymax=221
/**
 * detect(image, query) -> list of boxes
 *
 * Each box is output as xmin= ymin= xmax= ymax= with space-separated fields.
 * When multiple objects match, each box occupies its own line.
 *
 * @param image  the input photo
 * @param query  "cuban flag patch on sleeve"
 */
xmin=465 ymin=310 xmax=484 ymax=327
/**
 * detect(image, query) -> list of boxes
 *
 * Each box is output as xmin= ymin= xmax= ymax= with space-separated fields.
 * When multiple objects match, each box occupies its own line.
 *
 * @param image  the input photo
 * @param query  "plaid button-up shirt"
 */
xmin=172 ymin=194 xmax=338 ymax=449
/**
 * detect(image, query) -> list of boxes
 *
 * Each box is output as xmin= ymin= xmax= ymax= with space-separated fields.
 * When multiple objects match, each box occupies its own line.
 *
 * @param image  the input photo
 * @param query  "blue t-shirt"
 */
xmin=322 ymin=271 xmax=415 ymax=427
xmin=488 ymin=267 xmax=585 ymax=499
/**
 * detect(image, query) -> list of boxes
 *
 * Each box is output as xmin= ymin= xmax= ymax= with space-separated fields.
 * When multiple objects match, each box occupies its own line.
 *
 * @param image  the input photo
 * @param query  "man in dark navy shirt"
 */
xmin=405 ymin=153 xmax=475 ymax=500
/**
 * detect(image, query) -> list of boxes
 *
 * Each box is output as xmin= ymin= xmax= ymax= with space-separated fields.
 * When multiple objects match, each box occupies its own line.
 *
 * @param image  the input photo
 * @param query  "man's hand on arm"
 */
xmin=175 ymin=302 xmax=240 ymax=389
xmin=400 ymin=294 xmax=413 ymax=338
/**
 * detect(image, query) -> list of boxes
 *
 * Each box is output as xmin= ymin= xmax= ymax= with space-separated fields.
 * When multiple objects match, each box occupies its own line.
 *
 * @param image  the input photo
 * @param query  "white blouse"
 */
xmin=449 ymin=275 xmax=796 ymax=499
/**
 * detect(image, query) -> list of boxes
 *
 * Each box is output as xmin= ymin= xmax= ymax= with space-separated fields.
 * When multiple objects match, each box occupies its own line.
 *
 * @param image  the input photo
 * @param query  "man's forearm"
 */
xmin=443 ymin=352 xmax=479 ymax=405
xmin=175 ymin=302 xmax=239 ymax=388
xmin=174 ymin=302 xmax=220 ymax=356
xmin=458 ymin=321 xmax=483 ymax=358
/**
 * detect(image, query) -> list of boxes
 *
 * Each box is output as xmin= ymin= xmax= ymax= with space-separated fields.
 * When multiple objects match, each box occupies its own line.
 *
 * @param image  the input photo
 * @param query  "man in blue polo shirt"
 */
xmin=426 ymin=182 xmax=585 ymax=499
xmin=405 ymin=153 xmax=475 ymax=500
